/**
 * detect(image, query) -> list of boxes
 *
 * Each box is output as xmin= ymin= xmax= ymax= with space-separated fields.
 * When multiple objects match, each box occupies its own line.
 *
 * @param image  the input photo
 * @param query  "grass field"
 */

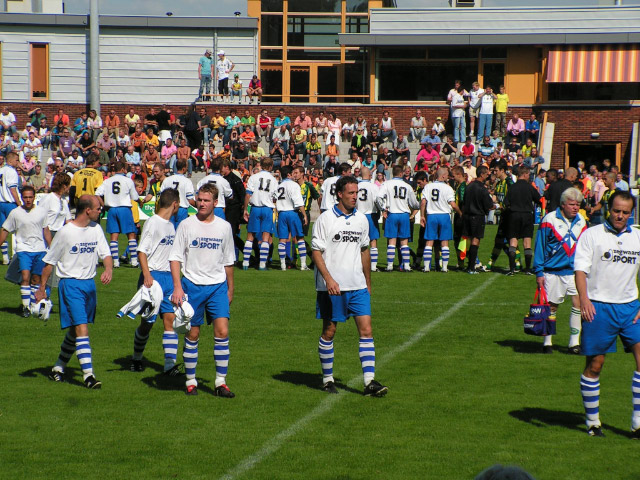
xmin=1 ymin=224 xmax=639 ymax=480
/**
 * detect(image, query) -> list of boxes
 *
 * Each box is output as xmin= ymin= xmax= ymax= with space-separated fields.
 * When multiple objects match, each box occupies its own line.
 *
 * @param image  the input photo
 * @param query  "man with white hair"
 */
xmin=533 ymin=187 xmax=587 ymax=354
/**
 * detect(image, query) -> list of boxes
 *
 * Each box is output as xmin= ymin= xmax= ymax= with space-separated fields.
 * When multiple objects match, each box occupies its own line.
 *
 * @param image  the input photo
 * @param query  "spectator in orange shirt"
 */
xmin=53 ymin=108 xmax=70 ymax=127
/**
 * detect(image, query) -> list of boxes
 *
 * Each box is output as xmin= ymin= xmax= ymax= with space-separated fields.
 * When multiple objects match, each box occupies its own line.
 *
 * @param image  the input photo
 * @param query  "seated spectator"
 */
xmin=240 ymin=125 xmax=256 ymax=144
xmin=144 ymin=107 xmax=159 ymax=135
xmin=125 ymin=145 xmax=141 ymax=167
xmin=67 ymin=149 xmax=84 ymax=172
xmin=350 ymin=127 xmax=368 ymax=159
xmin=27 ymin=107 xmax=46 ymax=130
xmin=521 ymin=137 xmax=536 ymax=159
xmin=294 ymin=110 xmax=313 ymax=131
xmin=525 ymin=113 xmax=540 ymax=144
xmin=124 ymin=108 xmax=140 ymax=135
xmin=432 ymin=116 xmax=446 ymax=137
xmin=224 ymin=109 xmax=241 ymax=145
xmin=460 ymin=137 xmax=476 ymax=164
xmin=292 ymin=125 xmax=307 ymax=161
xmin=0 ymin=132 xmax=9 ymax=157
xmin=24 ymin=130 xmax=43 ymax=162
xmin=0 ymin=106 xmax=17 ymax=135
xmin=73 ymin=112 xmax=89 ymax=136
xmin=28 ymin=163 xmax=47 ymax=192
xmin=367 ymin=129 xmax=381 ymax=155
xmin=87 ymin=109 xmax=103 ymax=141
xmin=477 ymin=136 xmax=495 ymax=163
xmin=247 ymin=141 xmax=264 ymax=169
xmin=273 ymin=108 xmax=291 ymax=131
xmin=271 ymin=124 xmax=290 ymax=151
xmin=376 ymin=146 xmax=393 ymax=178
xmin=177 ymin=138 xmax=192 ymax=177
xmin=246 ymin=75 xmax=263 ymax=104
xmin=440 ymin=136 xmax=457 ymax=163
xmin=462 ymin=157 xmax=477 ymax=181
xmin=51 ymin=121 xmax=65 ymax=149
xmin=21 ymin=151 xmax=37 ymax=176
xmin=145 ymin=128 xmax=159 ymax=152
xmin=161 ymin=137 xmax=177 ymax=171
xmin=53 ymin=108 xmax=69 ymax=128
xmin=420 ymin=129 xmax=441 ymax=152
xmin=494 ymin=142 xmax=506 ymax=159
xmin=362 ymin=154 xmax=375 ymax=172
xmin=130 ymin=126 xmax=147 ymax=153
xmin=104 ymin=109 xmax=120 ymax=138
xmin=38 ymin=119 xmax=51 ymax=150
xmin=232 ymin=141 xmax=249 ymax=170
xmin=96 ymin=131 xmax=115 ymax=165
xmin=199 ymin=107 xmax=212 ymax=145
xmin=342 ymin=117 xmax=355 ymax=143
xmin=230 ymin=74 xmax=243 ymax=104
xmin=115 ymin=127 xmax=130 ymax=151
xmin=270 ymin=140 xmax=285 ymax=169
xmin=143 ymin=142 xmax=160 ymax=173
xmin=506 ymin=136 xmax=521 ymax=162
xmin=228 ymin=127 xmax=240 ymax=150
xmin=524 ymin=147 xmax=544 ymax=174
xmin=324 ymin=135 xmax=339 ymax=166
xmin=409 ymin=109 xmax=426 ymax=142
xmin=414 ymin=143 xmax=439 ymax=171
xmin=379 ymin=110 xmax=397 ymax=143
xmin=76 ymin=130 xmax=95 ymax=159
xmin=327 ymin=112 xmax=342 ymax=146
xmin=374 ymin=171 xmax=385 ymax=187
xmin=507 ymin=112 xmax=525 ymax=144
xmin=313 ymin=111 xmax=328 ymax=141
xmin=283 ymin=144 xmax=297 ymax=167
xmin=256 ymin=109 xmax=272 ymax=142
xmin=354 ymin=115 xmax=368 ymax=138
xmin=191 ymin=144 xmax=206 ymax=172
xmin=305 ymin=133 xmax=322 ymax=169
xmin=324 ymin=155 xmax=339 ymax=177
xmin=211 ymin=109 xmax=226 ymax=142
xmin=393 ymin=133 xmax=410 ymax=162
xmin=489 ymin=130 xmax=502 ymax=148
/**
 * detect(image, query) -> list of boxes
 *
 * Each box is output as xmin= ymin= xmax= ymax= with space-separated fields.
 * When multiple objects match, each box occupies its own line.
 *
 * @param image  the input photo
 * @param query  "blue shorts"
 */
xmin=58 ymin=278 xmax=97 ymax=329
xmin=17 ymin=251 xmax=46 ymax=275
xmin=384 ymin=212 xmax=410 ymax=239
xmin=247 ymin=206 xmax=274 ymax=235
xmin=316 ymin=289 xmax=371 ymax=323
xmin=581 ymin=300 xmax=640 ymax=356
xmin=0 ymin=202 xmax=17 ymax=225
xmin=137 ymin=270 xmax=174 ymax=322
xmin=182 ymin=277 xmax=230 ymax=327
xmin=171 ymin=207 xmax=190 ymax=228
xmin=214 ymin=207 xmax=226 ymax=220
xmin=106 ymin=206 xmax=136 ymax=234
xmin=365 ymin=214 xmax=380 ymax=241
xmin=425 ymin=213 xmax=453 ymax=241
xmin=277 ymin=210 xmax=303 ymax=239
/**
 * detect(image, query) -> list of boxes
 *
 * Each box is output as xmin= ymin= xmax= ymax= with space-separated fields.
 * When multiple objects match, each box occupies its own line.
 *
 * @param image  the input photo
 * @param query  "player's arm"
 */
xmin=43 ymin=226 xmax=53 ymax=248
xmin=0 ymin=228 xmax=10 ymax=247
xmin=449 ymin=200 xmax=462 ymax=217
xmin=10 ymin=187 xmax=21 ymax=207
xmin=36 ymin=263 xmax=54 ymax=301
xmin=138 ymin=252 xmax=153 ymax=288
xmin=420 ymin=197 xmax=427 ymax=227
xmin=361 ymin=247 xmax=371 ymax=294
xmin=225 ymin=265 xmax=234 ymax=305
xmin=311 ymin=250 xmax=340 ymax=296
xmin=243 ymin=191 xmax=252 ymax=221
xmin=575 ymin=271 xmax=594 ymax=322
xmin=101 ymin=254 xmax=113 ymax=285
xmin=170 ymin=260 xmax=185 ymax=305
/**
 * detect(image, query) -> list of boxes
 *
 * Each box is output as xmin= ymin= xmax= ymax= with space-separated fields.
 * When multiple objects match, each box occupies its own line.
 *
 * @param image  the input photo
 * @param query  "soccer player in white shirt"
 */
xmin=357 ymin=167 xmax=381 ymax=271
xmin=319 ymin=163 xmax=351 ymax=212
xmin=160 ymin=159 xmax=195 ymax=227
xmin=95 ymin=161 xmax=140 ymax=268
xmin=312 ymin=175 xmax=387 ymax=397
xmin=196 ymin=157 xmax=233 ymax=220
xmin=0 ymin=185 xmax=52 ymax=316
xmin=420 ymin=168 xmax=462 ymax=273
xmin=38 ymin=174 xmax=72 ymax=235
xmin=0 ymin=152 xmax=22 ymax=263
xmin=376 ymin=165 xmax=419 ymax=271
xmin=275 ymin=166 xmax=308 ymax=271
xmin=242 ymin=157 xmax=277 ymax=270
xmin=169 ymin=183 xmax=236 ymax=397
xmin=129 ymin=189 xmax=181 ymax=375
xmin=574 ymin=191 xmax=640 ymax=437
xmin=36 ymin=195 xmax=113 ymax=389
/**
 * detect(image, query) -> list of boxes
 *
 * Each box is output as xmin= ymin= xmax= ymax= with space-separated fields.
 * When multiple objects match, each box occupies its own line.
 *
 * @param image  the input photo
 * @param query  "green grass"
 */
xmin=1 ymin=224 xmax=639 ymax=479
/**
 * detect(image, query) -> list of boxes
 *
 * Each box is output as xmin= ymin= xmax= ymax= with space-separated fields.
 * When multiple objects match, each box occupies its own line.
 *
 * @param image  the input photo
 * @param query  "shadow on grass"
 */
xmin=140 ymin=373 xmax=216 ymax=395
xmin=109 ymin=356 xmax=164 ymax=373
xmin=19 ymin=365 xmax=85 ymax=387
xmin=272 ymin=370 xmax=362 ymax=395
xmin=495 ymin=339 xmax=545 ymax=354
xmin=0 ymin=305 xmax=23 ymax=315
xmin=509 ymin=407 xmax=632 ymax=438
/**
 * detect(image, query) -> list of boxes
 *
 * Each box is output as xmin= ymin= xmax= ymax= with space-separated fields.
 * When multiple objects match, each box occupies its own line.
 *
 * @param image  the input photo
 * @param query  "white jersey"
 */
xmin=469 ymin=88 xmax=483 ymax=109
xmin=320 ymin=175 xmax=340 ymax=211
xmin=424 ymin=181 xmax=456 ymax=215
xmin=196 ymin=173 xmax=233 ymax=208
xmin=161 ymin=174 xmax=195 ymax=209
xmin=0 ymin=165 xmax=19 ymax=203
xmin=43 ymin=222 xmax=111 ymax=279
xmin=137 ymin=215 xmax=175 ymax=273
xmin=95 ymin=174 xmax=139 ymax=208
xmin=276 ymin=179 xmax=303 ymax=212
xmin=216 ymin=58 xmax=233 ymax=80
xmin=38 ymin=192 xmax=71 ymax=232
xmin=246 ymin=170 xmax=277 ymax=208
xmin=2 ymin=206 xmax=48 ymax=252
xmin=312 ymin=206 xmax=369 ymax=292
xmin=168 ymin=215 xmax=235 ymax=285
xmin=376 ymin=177 xmax=419 ymax=214
xmin=356 ymin=180 xmax=379 ymax=215
xmin=574 ymin=223 xmax=640 ymax=304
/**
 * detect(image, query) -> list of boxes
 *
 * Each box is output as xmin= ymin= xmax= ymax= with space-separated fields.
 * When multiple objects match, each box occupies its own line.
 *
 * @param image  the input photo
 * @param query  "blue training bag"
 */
xmin=523 ymin=287 xmax=556 ymax=336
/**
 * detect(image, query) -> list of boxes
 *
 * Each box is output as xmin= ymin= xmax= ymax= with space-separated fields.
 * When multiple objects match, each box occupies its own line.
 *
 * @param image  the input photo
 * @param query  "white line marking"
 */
xmin=219 ymin=275 xmax=497 ymax=480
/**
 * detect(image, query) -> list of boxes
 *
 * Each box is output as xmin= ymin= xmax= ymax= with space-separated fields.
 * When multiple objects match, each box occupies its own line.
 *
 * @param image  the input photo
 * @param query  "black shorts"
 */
xmin=299 ymin=210 xmax=310 ymax=236
xmin=462 ymin=214 xmax=486 ymax=239
xmin=495 ymin=211 xmax=509 ymax=240
xmin=506 ymin=212 xmax=534 ymax=239
xmin=453 ymin=214 xmax=463 ymax=241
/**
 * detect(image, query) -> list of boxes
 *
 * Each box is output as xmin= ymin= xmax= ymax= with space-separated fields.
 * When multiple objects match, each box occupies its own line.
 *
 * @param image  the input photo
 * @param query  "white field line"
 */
xmin=218 ymin=275 xmax=498 ymax=480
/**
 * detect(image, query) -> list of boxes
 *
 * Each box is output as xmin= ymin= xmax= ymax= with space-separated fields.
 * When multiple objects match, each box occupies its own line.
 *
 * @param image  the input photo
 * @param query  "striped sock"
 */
xmin=242 ymin=240 xmax=252 ymax=266
xmin=76 ymin=336 xmax=94 ymax=380
xmin=278 ymin=242 xmax=287 ymax=268
xmin=129 ymin=239 xmax=138 ymax=265
xmin=1 ymin=241 xmax=8 ymax=259
xmin=54 ymin=331 xmax=76 ymax=371
xmin=183 ymin=338 xmax=199 ymax=387
xmin=259 ymin=242 xmax=269 ymax=268
xmin=632 ymin=371 xmax=640 ymax=431
xmin=371 ymin=247 xmax=378 ymax=270
xmin=386 ymin=246 xmax=395 ymax=268
xmin=214 ymin=337 xmax=230 ymax=387
xmin=569 ymin=307 xmax=582 ymax=348
xmin=20 ymin=285 xmax=31 ymax=308
xmin=297 ymin=240 xmax=307 ymax=265
xmin=359 ymin=337 xmax=375 ymax=387
xmin=162 ymin=331 xmax=179 ymax=371
xmin=318 ymin=337 xmax=334 ymax=384
xmin=423 ymin=247 xmax=433 ymax=271
xmin=110 ymin=241 xmax=119 ymax=261
xmin=132 ymin=327 xmax=149 ymax=361
xmin=400 ymin=245 xmax=410 ymax=269
xmin=442 ymin=247 xmax=450 ymax=271
xmin=30 ymin=284 xmax=39 ymax=305
xmin=581 ymin=374 xmax=601 ymax=427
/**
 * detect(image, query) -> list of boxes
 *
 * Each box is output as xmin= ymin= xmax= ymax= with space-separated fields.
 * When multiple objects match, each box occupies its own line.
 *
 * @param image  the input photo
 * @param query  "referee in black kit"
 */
xmin=462 ymin=165 xmax=495 ymax=274
xmin=504 ymin=165 xmax=542 ymax=275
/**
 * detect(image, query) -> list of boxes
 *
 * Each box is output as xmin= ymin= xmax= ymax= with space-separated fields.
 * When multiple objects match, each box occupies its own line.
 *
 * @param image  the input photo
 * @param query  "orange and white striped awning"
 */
xmin=547 ymin=45 xmax=640 ymax=83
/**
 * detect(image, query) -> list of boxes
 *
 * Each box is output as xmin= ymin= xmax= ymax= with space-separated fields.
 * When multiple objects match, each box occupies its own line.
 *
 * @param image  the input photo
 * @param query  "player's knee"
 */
xmin=586 ymin=357 xmax=604 ymax=376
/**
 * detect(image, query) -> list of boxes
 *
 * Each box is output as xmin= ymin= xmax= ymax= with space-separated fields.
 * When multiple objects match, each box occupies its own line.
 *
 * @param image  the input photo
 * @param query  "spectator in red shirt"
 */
xmin=246 ymin=75 xmax=263 ymax=104
xmin=54 ymin=109 xmax=70 ymax=127
xmin=460 ymin=136 xmax=476 ymax=165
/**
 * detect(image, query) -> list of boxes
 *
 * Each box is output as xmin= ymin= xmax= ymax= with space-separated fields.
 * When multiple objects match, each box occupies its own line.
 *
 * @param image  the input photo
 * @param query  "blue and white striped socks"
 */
xmin=163 ymin=331 xmax=179 ymax=371
xmin=297 ymin=240 xmax=307 ymax=265
xmin=54 ymin=331 xmax=76 ymax=372
xmin=581 ymin=375 xmax=600 ymax=427
xmin=442 ymin=247 xmax=450 ymax=271
xmin=110 ymin=241 xmax=119 ymax=264
xmin=386 ymin=245 xmax=395 ymax=269
xmin=76 ymin=336 xmax=94 ymax=380
xmin=132 ymin=327 xmax=149 ymax=361
xmin=318 ymin=337 xmax=334 ymax=384
xmin=20 ymin=285 xmax=30 ymax=307
xmin=129 ymin=239 xmax=138 ymax=266
xmin=278 ymin=242 xmax=287 ymax=269
xmin=423 ymin=247 xmax=433 ymax=271
xmin=184 ymin=338 xmax=199 ymax=387
xmin=400 ymin=245 xmax=411 ymax=270
xmin=214 ymin=337 xmax=230 ymax=387
xmin=259 ymin=241 xmax=269 ymax=269
xmin=242 ymin=240 xmax=252 ymax=267
xmin=359 ymin=337 xmax=376 ymax=386
xmin=1 ymin=241 xmax=8 ymax=261
xmin=632 ymin=371 xmax=640 ymax=431
xmin=371 ymin=247 xmax=378 ymax=271
xmin=30 ymin=284 xmax=39 ymax=306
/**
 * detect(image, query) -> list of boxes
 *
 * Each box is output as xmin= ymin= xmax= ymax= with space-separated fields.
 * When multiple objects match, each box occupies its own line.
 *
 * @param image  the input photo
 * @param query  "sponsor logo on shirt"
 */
xmin=159 ymin=235 xmax=174 ymax=246
xmin=332 ymin=230 xmax=363 ymax=243
xmin=69 ymin=241 xmax=98 ymax=254
xmin=601 ymin=248 xmax=640 ymax=264
xmin=190 ymin=237 xmax=222 ymax=250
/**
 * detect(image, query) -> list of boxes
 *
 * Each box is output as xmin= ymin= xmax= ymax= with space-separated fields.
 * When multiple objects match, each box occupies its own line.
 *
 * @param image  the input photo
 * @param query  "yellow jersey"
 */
xmin=71 ymin=168 xmax=103 ymax=198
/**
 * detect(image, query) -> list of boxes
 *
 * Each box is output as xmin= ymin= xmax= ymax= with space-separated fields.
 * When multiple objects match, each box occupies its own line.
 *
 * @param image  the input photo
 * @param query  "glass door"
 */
xmin=289 ymin=66 xmax=310 ymax=103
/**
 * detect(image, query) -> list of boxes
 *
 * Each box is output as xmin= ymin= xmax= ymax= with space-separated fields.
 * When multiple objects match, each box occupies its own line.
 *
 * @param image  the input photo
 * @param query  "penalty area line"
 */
xmin=218 ymin=275 xmax=498 ymax=480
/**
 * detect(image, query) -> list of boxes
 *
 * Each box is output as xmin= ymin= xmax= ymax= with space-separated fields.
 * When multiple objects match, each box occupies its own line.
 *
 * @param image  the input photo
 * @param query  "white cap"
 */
xmin=217 ymin=49 xmax=225 ymax=56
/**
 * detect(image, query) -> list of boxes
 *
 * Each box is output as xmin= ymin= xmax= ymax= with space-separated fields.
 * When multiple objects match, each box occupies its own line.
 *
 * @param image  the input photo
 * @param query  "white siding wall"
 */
xmin=0 ymin=25 xmax=87 ymax=102
xmin=216 ymin=30 xmax=256 ymax=94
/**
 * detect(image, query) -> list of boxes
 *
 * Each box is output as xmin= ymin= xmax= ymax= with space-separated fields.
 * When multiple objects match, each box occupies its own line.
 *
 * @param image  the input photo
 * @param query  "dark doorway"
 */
xmin=290 ymin=67 xmax=310 ymax=103
xmin=317 ymin=65 xmax=338 ymax=103
xmin=566 ymin=142 xmax=621 ymax=173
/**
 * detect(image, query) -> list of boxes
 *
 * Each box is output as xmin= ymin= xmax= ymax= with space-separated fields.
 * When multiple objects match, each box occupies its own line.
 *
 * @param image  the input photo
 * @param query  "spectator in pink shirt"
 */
xmin=294 ymin=110 xmax=312 ymax=131
xmin=507 ymin=113 xmax=525 ymax=144
xmin=414 ymin=142 xmax=440 ymax=171
xmin=161 ymin=137 xmax=178 ymax=172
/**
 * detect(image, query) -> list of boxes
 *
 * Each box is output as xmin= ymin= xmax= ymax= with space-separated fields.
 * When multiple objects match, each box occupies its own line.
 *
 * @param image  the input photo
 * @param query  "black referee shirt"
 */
xmin=464 ymin=180 xmax=494 ymax=216
xmin=505 ymin=179 xmax=541 ymax=213
xmin=544 ymin=178 xmax=572 ymax=212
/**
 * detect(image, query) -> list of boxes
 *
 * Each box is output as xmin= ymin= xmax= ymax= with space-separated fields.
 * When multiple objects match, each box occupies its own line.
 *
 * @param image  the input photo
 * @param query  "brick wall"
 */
xmin=5 ymin=101 xmax=639 ymax=169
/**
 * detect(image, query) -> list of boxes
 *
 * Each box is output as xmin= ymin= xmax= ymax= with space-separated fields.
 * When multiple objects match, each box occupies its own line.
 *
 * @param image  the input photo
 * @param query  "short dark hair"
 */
xmin=392 ymin=165 xmax=403 ymax=177
xmin=76 ymin=195 xmax=94 ymax=215
xmin=476 ymin=165 xmax=489 ymax=177
xmin=335 ymin=175 xmax=358 ymax=195
xmin=495 ymin=160 xmax=508 ymax=172
xmin=280 ymin=165 xmax=293 ymax=178
xmin=158 ymin=188 xmax=179 ymax=209
xmin=198 ymin=182 xmax=219 ymax=199
xmin=414 ymin=171 xmax=428 ymax=183
xmin=339 ymin=163 xmax=351 ymax=175
xmin=51 ymin=172 xmax=71 ymax=193
xmin=21 ymin=185 xmax=35 ymax=196
xmin=608 ymin=190 xmax=636 ymax=211
xmin=517 ymin=165 xmax=530 ymax=177
xmin=176 ymin=159 xmax=187 ymax=171
xmin=210 ymin=157 xmax=222 ymax=173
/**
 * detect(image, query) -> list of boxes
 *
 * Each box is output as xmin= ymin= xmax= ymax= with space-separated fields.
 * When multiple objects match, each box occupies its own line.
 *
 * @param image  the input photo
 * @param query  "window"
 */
xmin=261 ymin=68 xmax=282 ymax=102
xmin=345 ymin=61 xmax=369 ymax=103
xmin=261 ymin=0 xmax=283 ymax=12
xmin=287 ymin=16 xmax=342 ymax=47
xmin=261 ymin=15 xmax=283 ymax=46
xmin=548 ymin=82 xmax=640 ymax=101
xmin=288 ymin=0 xmax=341 ymax=13
xmin=287 ymin=49 xmax=341 ymax=60
xmin=30 ymin=43 xmax=48 ymax=100
xmin=346 ymin=16 xmax=369 ymax=34
xmin=346 ymin=0 xmax=368 ymax=13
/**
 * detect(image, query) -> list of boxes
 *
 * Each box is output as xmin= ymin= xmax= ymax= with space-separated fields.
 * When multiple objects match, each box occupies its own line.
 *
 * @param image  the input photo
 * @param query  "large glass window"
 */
xmin=548 ymin=82 xmax=640 ymax=101
xmin=260 ymin=48 xmax=283 ymax=60
xmin=317 ymin=65 xmax=339 ymax=103
xmin=261 ymin=15 xmax=283 ymax=46
xmin=287 ymin=16 xmax=342 ymax=47
xmin=287 ymin=49 xmax=341 ymax=60
xmin=288 ymin=0 xmax=341 ymax=12
xmin=347 ymin=0 xmax=369 ymax=12
xmin=261 ymin=0 xmax=283 ymax=13
xmin=261 ymin=68 xmax=283 ymax=102
xmin=428 ymin=47 xmax=478 ymax=60
xmin=345 ymin=61 xmax=369 ymax=103
xmin=377 ymin=48 xmax=426 ymax=60
xmin=346 ymin=16 xmax=369 ymax=34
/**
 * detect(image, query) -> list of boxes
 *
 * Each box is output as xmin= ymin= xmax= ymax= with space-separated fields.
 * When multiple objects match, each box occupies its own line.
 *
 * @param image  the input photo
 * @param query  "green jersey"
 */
xmin=494 ymin=177 xmax=513 ymax=209
xmin=301 ymin=181 xmax=319 ymax=212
